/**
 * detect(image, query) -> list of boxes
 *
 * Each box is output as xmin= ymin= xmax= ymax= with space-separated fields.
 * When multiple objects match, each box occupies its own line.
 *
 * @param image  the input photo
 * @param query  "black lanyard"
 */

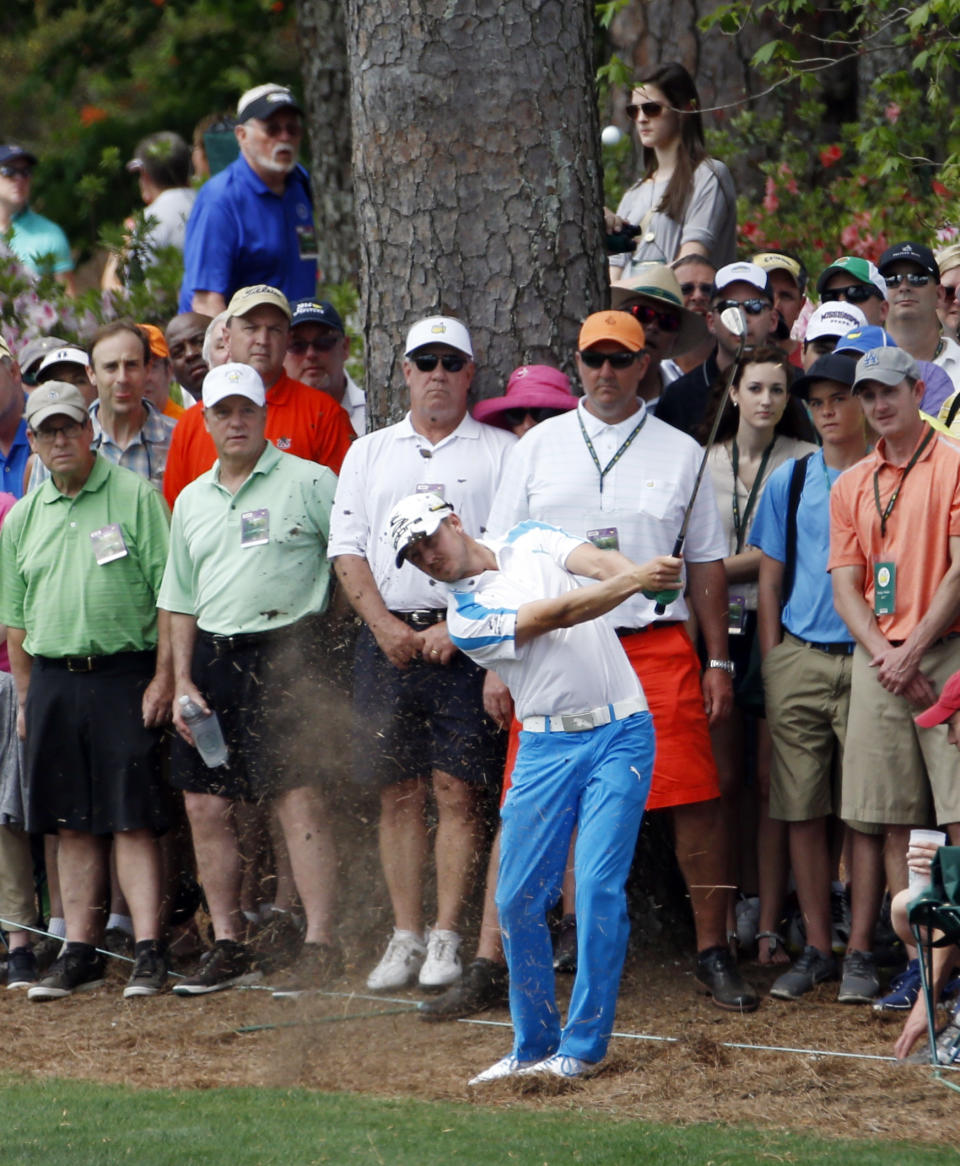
xmin=731 ymin=437 xmax=776 ymax=554
xmin=873 ymin=424 xmax=935 ymax=539
xmin=578 ymin=409 xmax=647 ymax=495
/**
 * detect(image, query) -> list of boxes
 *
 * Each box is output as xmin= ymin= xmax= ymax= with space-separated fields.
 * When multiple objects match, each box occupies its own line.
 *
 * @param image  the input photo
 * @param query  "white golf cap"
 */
xmin=404 ymin=316 xmax=473 ymax=358
xmin=388 ymin=491 xmax=454 ymax=567
xmin=202 ymin=362 xmax=266 ymax=408
xmin=37 ymin=346 xmax=90 ymax=375
xmin=804 ymin=302 xmax=867 ymax=343
xmin=714 ymin=261 xmax=771 ymax=299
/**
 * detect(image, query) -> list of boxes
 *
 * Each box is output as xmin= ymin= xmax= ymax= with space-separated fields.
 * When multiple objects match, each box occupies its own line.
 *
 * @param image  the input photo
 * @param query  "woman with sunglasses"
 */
xmin=701 ymin=346 xmax=817 ymax=966
xmin=472 ymin=364 xmax=577 ymax=436
xmin=609 ymin=63 xmax=736 ymax=283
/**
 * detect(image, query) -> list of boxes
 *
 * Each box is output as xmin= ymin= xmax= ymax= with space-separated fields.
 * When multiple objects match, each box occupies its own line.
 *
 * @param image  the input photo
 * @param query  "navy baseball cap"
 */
xmin=877 ymin=242 xmax=940 ymax=280
xmin=0 ymin=144 xmax=37 ymax=168
xmin=791 ymin=353 xmax=858 ymax=400
xmin=290 ymin=299 xmax=345 ymax=333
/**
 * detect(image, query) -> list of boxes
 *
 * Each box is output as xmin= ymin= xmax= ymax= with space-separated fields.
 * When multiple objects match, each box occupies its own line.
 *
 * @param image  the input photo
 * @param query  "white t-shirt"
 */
xmin=446 ymin=522 xmax=645 ymax=720
xmin=485 ymin=399 xmax=726 ymax=626
xmin=329 ymin=411 xmax=515 ymax=610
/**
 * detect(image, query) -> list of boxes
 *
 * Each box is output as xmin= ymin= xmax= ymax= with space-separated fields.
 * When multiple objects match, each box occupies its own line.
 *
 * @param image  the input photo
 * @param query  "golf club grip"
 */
xmin=653 ymin=533 xmax=686 ymax=614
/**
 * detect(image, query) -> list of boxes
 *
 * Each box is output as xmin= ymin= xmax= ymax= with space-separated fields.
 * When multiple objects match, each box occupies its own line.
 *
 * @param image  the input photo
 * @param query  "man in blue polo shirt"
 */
xmin=0 ymin=336 xmax=29 ymax=499
xmin=0 ymin=145 xmax=75 ymax=294
xmin=751 ymin=353 xmax=879 ymax=1005
xmin=179 ymin=84 xmax=317 ymax=315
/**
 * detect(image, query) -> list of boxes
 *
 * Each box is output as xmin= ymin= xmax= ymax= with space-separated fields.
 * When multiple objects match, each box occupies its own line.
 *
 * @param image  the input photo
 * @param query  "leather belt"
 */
xmin=615 ymin=621 xmax=683 ymax=638
xmin=389 ymin=609 xmax=446 ymax=628
xmin=200 ymin=623 xmax=302 ymax=656
xmin=36 ymin=650 xmax=155 ymax=674
xmin=522 ymin=696 xmax=647 ymax=734
xmin=785 ymin=632 xmax=854 ymax=657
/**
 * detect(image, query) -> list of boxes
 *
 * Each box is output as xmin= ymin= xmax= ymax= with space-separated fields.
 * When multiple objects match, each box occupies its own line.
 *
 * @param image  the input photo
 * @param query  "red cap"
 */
xmin=915 ymin=670 xmax=960 ymax=728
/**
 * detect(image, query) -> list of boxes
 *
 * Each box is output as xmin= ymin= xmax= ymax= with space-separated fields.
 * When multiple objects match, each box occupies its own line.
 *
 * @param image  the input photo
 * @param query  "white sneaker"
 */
xmin=418 ymin=928 xmax=462 ymax=990
xmin=468 ymin=1053 xmax=538 ymax=1086
xmin=365 ymin=929 xmax=426 ymax=991
xmin=517 ymin=1053 xmax=599 ymax=1079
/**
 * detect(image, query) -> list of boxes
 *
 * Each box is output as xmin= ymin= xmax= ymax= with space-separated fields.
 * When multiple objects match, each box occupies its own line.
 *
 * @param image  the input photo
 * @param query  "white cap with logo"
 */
xmin=202 ymin=362 xmax=267 ymax=409
xmin=404 ymin=316 xmax=473 ymax=359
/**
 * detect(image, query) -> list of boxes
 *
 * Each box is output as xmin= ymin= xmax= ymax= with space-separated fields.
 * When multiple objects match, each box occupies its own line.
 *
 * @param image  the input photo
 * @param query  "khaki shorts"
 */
xmin=0 ymin=824 xmax=35 ymax=929
xmin=842 ymin=640 xmax=960 ymax=826
xmin=763 ymin=634 xmax=853 ymax=822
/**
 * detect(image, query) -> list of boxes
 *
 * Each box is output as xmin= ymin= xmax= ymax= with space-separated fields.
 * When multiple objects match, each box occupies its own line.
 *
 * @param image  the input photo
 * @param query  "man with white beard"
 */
xmin=178 ymin=84 xmax=317 ymax=315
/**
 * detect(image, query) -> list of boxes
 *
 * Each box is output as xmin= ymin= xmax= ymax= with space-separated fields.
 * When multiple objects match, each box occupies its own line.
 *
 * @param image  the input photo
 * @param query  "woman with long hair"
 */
xmin=609 ymin=62 xmax=736 ymax=280
xmin=703 ymin=346 xmax=817 ymax=965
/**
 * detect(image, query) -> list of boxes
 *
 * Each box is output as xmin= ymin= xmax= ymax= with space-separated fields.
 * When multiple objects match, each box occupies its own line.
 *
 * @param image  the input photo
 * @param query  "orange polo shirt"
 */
xmin=162 ymin=371 xmax=354 ymax=508
xmin=828 ymin=424 xmax=960 ymax=641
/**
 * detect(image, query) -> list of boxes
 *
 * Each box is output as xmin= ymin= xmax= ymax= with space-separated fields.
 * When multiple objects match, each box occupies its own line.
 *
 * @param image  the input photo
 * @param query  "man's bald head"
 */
xmin=165 ymin=312 xmax=212 ymax=395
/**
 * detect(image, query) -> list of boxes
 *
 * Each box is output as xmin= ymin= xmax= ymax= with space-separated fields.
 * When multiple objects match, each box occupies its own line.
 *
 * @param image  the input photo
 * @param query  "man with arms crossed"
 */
xmin=389 ymin=491 xmax=681 ymax=1081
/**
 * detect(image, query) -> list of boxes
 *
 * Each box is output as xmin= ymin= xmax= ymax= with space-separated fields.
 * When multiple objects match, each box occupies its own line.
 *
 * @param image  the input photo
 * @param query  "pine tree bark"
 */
xmin=296 ymin=0 xmax=357 ymax=287
xmin=344 ymin=0 xmax=607 ymax=423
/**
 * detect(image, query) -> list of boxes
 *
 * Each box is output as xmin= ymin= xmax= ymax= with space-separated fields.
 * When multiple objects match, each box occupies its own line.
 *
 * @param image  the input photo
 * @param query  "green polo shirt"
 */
xmin=158 ymin=442 xmax=337 ymax=635
xmin=0 ymin=455 xmax=170 ymax=656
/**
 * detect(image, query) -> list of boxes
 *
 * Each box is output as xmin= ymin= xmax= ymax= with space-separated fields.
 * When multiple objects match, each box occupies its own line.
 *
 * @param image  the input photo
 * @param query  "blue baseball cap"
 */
xmin=290 ymin=299 xmax=345 ymax=333
xmin=834 ymin=325 xmax=897 ymax=357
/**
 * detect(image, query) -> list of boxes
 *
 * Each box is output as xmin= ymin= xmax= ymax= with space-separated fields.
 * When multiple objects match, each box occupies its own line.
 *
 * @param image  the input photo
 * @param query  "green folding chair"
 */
xmin=907 ymin=846 xmax=960 ymax=1075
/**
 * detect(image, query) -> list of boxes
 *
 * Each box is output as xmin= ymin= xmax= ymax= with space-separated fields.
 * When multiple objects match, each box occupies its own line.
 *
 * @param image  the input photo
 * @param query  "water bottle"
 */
xmin=178 ymin=696 xmax=228 ymax=768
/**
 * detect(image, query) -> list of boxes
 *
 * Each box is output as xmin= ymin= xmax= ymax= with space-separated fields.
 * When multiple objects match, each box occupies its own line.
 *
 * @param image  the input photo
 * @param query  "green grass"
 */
xmin=0 ymin=1078 xmax=953 ymax=1165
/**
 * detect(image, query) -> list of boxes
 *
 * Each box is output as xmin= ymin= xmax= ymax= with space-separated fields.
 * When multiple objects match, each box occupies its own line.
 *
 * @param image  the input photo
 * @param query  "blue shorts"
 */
xmin=351 ymin=625 xmax=503 ymax=788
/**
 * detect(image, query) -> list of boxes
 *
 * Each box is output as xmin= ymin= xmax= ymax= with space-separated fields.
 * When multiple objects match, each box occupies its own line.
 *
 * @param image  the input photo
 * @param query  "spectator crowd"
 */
xmin=1 ymin=70 xmax=959 ymax=1080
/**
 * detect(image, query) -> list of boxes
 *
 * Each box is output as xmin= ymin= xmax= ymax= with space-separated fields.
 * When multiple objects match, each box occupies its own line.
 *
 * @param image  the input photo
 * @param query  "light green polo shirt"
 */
xmin=158 ymin=442 xmax=337 ymax=635
xmin=0 ymin=455 xmax=170 ymax=656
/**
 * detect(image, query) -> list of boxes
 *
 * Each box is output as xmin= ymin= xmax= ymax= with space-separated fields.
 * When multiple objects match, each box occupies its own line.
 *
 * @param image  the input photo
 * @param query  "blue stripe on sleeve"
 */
xmin=505 ymin=519 xmax=564 ymax=544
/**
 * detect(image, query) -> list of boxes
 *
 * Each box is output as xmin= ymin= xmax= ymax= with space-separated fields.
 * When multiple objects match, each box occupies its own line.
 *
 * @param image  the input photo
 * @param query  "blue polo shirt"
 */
xmin=1 ymin=417 xmax=31 ymax=500
xmin=750 ymin=449 xmax=853 ymax=645
xmin=9 ymin=207 xmax=73 ymax=276
xmin=178 ymin=155 xmax=316 ymax=311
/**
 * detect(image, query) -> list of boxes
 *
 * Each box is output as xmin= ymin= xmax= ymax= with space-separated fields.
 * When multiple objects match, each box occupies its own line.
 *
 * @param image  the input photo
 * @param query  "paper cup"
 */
xmin=908 ymin=829 xmax=948 ymax=892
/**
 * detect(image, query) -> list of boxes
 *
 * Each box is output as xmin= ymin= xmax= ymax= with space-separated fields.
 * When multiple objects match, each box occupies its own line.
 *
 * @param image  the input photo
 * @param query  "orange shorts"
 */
xmin=500 ymin=623 xmax=718 ymax=811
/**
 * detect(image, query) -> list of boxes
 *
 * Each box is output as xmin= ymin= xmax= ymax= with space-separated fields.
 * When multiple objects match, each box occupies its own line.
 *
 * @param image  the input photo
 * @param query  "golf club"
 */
xmin=650 ymin=304 xmax=748 ymax=614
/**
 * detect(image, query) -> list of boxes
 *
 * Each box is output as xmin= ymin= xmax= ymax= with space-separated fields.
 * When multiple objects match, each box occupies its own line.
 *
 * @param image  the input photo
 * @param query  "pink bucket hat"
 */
xmin=472 ymin=364 xmax=577 ymax=430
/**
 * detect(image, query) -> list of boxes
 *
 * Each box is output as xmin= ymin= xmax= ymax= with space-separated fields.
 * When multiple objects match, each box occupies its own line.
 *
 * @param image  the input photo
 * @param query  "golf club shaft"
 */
xmin=653 ymin=328 xmax=747 ymax=615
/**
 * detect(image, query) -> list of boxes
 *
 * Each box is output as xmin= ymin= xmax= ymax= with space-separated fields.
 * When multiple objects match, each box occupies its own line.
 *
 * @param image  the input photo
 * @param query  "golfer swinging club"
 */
xmin=388 ymin=491 xmax=682 ymax=1083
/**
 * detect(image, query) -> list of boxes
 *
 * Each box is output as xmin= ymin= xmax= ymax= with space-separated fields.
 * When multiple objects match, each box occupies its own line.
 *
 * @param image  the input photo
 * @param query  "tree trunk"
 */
xmin=344 ymin=0 xmax=607 ymax=424
xmin=296 ymin=0 xmax=357 ymax=287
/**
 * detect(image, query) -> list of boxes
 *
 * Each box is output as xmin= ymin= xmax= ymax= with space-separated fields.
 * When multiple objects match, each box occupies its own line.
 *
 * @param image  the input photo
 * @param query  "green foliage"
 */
xmin=0 ymin=0 xmax=298 ymax=259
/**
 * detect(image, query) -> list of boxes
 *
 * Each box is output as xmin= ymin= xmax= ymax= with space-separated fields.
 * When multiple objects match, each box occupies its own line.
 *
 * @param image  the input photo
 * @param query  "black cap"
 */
xmin=290 ymin=299 xmax=344 ymax=333
xmin=877 ymin=242 xmax=940 ymax=280
xmin=791 ymin=353 xmax=858 ymax=400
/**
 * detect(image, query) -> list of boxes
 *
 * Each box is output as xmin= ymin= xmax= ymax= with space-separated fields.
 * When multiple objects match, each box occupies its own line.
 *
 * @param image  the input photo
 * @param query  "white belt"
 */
xmin=522 ymin=696 xmax=647 ymax=734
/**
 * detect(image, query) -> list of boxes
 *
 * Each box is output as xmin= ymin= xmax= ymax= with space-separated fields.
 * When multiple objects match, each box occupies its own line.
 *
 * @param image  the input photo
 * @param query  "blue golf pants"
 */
xmin=495 ymin=711 xmax=654 ymax=1064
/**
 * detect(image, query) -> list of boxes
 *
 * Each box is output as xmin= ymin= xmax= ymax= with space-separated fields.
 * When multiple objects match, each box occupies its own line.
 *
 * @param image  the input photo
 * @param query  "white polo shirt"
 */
xmin=935 ymin=334 xmax=960 ymax=392
xmin=446 ymin=522 xmax=644 ymax=720
xmin=329 ymin=411 xmax=515 ymax=610
xmin=343 ymin=372 xmax=367 ymax=436
xmin=485 ymin=399 xmax=726 ymax=626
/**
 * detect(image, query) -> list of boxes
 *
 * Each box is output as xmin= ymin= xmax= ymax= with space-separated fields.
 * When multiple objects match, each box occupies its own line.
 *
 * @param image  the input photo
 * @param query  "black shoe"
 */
xmin=770 ymin=945 xmax=838 ymax=1001
xmin=172 ymin=939 xmax=261 ymax=996
xmin=695 ymin=946 xmax=759 ymax=1012
xmin=28 ymin=946 xmax=105 ymax=1001
xmin=271 ymin=942 xmax=345 ymax=996
xmin=553 ymin=914 xmax=577 ymax=974
xmin=123 ymin=942 xmax=169 ymax=998
xmin=6 ymin=947 xmax=38 ymax=989
xmin=419 ymin=958 xmax=509 ymax=1022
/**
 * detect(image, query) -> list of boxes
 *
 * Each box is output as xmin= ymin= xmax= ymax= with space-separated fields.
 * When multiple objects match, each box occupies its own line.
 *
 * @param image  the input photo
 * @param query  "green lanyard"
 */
xmin=873 ymin=424 xmax=935 ymax=539
xmin=578 ymin=409 xmax=647 ymax=495
xmin=731 ymin=437 xmax=776 ymax=554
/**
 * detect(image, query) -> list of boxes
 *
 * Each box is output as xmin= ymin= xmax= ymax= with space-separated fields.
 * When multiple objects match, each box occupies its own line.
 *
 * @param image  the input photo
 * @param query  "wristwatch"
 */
xmin=706 ymin=658 xmax=735 ymax=675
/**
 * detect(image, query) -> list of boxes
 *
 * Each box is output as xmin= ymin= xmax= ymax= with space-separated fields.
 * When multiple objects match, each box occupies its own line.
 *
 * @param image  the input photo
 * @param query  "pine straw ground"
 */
xmin=4 ymin=943 xmax=958 ymax=1149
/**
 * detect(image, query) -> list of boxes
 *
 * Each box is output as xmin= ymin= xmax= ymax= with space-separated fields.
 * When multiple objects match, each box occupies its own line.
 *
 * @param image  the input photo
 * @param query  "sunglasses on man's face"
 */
xmin=411 ymin=353 xmax=467 ymax=373
xmin=820 ymin=283 xmax=881 ymax=305
xmin=578 ymin=350 xmax=639 ymax=370
xmin=501 ymin=407 xmax=565 ymax=427
xmin=0 ymin=164 xmax=32 ymax=179
xmin=288 ymin=336 xmax=340 ymax=355
xmin=680 ymin=281 xmax=714 ymax=298
xmin=625 ymin=101 xmax=664 ymax=120
xmin=714 ymin=298 xmax=769 ymax=317
xmin=628 ymin=303 xmax=682 ymax=333
xmin=884 ymin=271 xmax=933 ymax=289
